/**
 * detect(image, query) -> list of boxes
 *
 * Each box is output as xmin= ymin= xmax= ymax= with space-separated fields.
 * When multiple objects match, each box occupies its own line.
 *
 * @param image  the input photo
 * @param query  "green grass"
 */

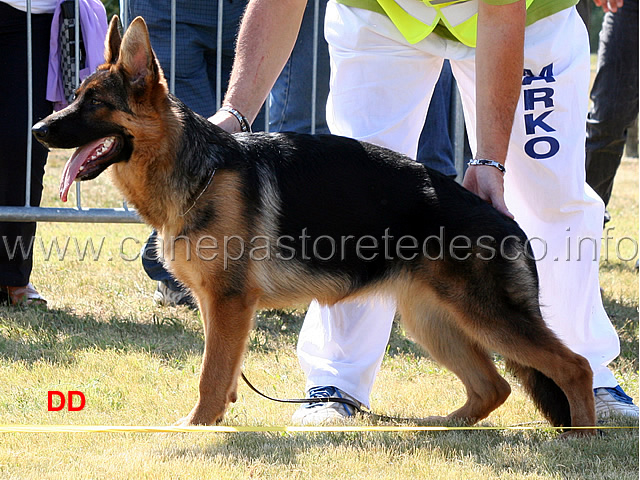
xmin=0 ymin=150 xmax=637 ymax=479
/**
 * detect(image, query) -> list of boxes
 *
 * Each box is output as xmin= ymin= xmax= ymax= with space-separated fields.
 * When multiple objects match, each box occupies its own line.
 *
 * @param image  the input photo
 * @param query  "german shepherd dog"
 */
xmin=33 ymin=16 xmax=596 ymax=434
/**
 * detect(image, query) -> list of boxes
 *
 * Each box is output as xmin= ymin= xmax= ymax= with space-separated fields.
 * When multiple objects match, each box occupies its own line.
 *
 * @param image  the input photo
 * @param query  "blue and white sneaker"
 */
xmin=292 ymin=386 xmax=363 ymax=425
xmin=153 ymin=281 xmax=197 ymax=309
xmin=594 ymin=386 xmax=639 ymax=419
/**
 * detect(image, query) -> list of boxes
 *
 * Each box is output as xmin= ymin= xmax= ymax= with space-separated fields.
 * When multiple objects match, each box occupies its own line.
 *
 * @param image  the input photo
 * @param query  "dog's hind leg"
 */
xmin=397 ymin=292 xmax=511 ymax=425
xmin=470 ymin=315 xmax=596 ymax=434
xmin=432 ymin=268 xmax=597 ymax=435
xmin=177 ymin=289 xmax=259 ymax=426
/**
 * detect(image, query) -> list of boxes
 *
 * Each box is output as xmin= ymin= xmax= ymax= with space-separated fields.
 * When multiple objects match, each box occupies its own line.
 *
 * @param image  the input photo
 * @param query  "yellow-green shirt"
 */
xmin=336 ymin=0 xmax=579 ymax=45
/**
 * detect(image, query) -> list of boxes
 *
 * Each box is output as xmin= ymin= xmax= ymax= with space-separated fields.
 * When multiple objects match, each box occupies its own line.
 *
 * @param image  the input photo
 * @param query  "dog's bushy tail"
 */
xmin=505 ymin=360 xmax=571 ymax=427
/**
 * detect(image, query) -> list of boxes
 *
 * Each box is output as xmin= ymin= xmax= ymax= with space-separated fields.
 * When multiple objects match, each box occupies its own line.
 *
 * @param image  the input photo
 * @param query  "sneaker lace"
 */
xmin=304 ymin=386 xmax=357 ymax=415
xmin=306 ymin=386 xmax=342 ymax=404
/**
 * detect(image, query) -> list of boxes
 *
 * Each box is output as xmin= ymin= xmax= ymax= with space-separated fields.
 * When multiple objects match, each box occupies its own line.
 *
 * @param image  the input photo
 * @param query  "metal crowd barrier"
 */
xmin=0 ymin=0 xmax=466 ymax=224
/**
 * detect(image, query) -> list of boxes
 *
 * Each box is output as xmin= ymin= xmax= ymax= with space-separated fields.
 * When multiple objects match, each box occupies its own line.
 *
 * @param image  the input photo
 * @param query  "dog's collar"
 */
xmin=180 ymin=168 xmax=216 ymax=217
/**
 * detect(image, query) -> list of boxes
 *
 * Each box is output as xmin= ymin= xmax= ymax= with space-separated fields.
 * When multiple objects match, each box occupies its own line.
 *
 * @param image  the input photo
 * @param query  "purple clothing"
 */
xmin=46 ymin=0 xmax=107 ymax=110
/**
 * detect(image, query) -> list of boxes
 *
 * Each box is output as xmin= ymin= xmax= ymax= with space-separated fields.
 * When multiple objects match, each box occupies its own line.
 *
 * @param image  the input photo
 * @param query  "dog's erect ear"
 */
xmin=105 ymin=15 xmax=122 ymax=64
xmin=119 ymin=16 xmax=164 ymax=89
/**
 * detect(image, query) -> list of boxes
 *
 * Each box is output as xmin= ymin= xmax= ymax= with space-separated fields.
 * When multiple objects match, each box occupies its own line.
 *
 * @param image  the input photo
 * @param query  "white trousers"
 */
xmin=297 ymin=1 xmax=621 ymax=406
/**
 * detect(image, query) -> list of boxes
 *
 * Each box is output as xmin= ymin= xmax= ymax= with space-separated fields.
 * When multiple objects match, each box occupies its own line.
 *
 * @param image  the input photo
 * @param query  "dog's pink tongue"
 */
xmin=59 ymin=139 xmax=105 ymax=202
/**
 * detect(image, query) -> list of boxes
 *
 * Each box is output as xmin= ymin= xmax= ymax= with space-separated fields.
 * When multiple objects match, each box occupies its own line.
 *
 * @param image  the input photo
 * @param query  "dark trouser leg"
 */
xmin=0 ymin=5 xmax=53 ymax=286
xmin=585 ymin=0 xmax=639 ymax=206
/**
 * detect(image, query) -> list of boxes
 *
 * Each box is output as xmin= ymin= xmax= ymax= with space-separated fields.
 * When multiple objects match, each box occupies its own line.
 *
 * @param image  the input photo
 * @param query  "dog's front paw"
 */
xmin=173 ymin=417 xmax=193 ymax=427
xmin=174 ymin=403 xmax=225 ymax=426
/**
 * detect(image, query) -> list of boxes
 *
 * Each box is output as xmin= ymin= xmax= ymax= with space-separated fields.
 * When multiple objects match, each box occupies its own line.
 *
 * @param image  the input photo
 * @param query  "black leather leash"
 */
xmin=240 ymin=371 xmax=417 ymax=424
xmin=240 ymin=373 xmax=614 ymax=432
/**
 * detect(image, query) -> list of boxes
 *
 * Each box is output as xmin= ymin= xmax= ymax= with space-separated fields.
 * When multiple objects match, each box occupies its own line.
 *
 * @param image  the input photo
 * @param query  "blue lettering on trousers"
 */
xmin=523 ymin=63 xmax=559 ymax=160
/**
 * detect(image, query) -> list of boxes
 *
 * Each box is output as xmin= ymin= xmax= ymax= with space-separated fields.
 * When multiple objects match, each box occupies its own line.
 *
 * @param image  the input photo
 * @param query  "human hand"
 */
xmin=461 ymin=165 xmax=514 ymax=219
xmin=208 ymin=109 xmax=245 ymax=133
xmin=593 ymin=0 xmax=623 ymax=13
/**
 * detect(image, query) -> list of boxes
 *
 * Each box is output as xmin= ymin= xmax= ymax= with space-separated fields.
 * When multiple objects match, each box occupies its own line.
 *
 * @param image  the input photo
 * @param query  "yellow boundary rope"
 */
xmin=0 ymin=425 xmax=637 ymax=433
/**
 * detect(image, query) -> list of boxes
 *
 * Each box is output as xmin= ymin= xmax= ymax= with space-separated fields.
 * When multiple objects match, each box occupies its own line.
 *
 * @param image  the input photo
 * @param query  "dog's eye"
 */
xmin=90 ymin=99 xmax=102 ymax=106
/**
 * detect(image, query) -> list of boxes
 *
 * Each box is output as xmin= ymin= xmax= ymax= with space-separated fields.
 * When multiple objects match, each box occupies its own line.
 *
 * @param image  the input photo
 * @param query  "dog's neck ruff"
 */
xmin=180 ymin=168 xmax=216 ymax=217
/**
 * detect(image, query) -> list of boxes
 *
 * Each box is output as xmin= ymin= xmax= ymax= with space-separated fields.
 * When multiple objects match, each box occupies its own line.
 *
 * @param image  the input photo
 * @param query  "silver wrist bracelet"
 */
xmin=219 ymin=106 xmax=252 ymax=133
xmin=467 ymin=158 xmax=506 ymax=174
